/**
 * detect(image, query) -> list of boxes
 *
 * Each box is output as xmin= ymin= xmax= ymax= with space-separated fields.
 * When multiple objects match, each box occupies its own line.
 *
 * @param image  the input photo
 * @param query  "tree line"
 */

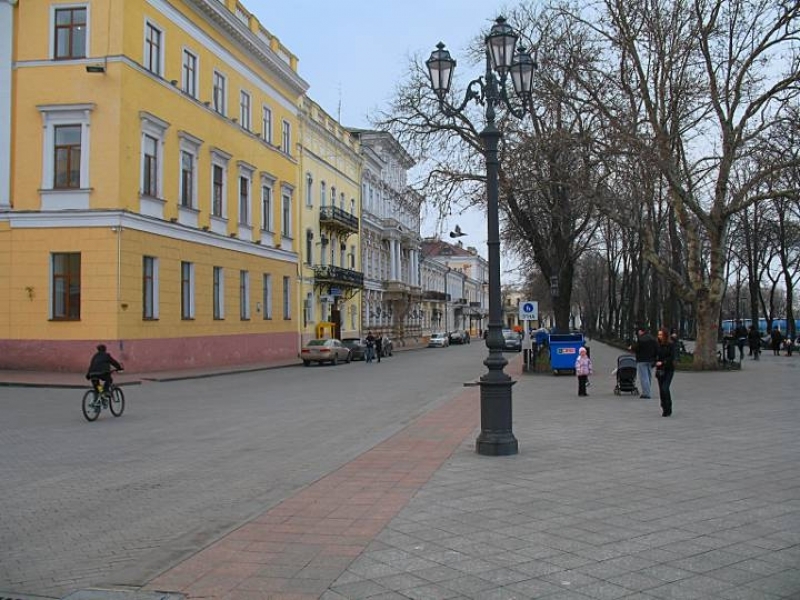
xmin=377 ymin=0 xmax=800 ymax=368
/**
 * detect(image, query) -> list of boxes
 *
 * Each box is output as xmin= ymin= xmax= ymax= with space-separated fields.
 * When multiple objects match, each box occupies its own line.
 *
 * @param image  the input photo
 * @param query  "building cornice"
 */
xmin=183 ymin=0 xmax=308 ymax=98
xmin=1 ymin=210 xmax=298 ymax=264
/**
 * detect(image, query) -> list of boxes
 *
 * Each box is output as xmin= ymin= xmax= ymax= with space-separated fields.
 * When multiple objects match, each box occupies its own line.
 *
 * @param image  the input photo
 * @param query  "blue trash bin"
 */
xmin=549 ymin=333 xmax=585 ymax=375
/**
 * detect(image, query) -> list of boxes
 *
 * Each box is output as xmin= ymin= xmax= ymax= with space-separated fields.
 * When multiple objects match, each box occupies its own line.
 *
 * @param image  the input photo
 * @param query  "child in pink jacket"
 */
xmin=575 ymin=347 xmax=593 ymax=396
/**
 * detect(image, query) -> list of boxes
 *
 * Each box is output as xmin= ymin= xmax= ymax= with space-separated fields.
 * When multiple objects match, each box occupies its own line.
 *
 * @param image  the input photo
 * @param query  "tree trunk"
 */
xmin=693 ymin=294 xmax=721 ymax=369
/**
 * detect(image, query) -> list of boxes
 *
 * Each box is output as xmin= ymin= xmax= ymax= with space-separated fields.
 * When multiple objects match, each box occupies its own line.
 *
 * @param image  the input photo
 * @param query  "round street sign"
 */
xmin=519 ymin=300 xmax=538 ymax=321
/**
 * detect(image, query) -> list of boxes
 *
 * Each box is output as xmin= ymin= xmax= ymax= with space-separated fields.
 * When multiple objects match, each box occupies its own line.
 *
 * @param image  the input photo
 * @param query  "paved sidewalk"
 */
xmin=4 ymin=341 xmax=798 ymax=600
xmin=136 ymin=342 xmax=799 ymax=600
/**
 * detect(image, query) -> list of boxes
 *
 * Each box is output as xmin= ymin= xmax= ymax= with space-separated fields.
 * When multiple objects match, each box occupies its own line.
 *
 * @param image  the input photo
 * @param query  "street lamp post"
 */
xmin=427 ymin=17 xmax=535 ymax=456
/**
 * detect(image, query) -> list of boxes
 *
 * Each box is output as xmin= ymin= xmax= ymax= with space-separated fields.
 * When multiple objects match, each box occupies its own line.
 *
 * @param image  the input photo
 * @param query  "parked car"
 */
xmin=502 ymin=329 xmax=522 ymax=352
xmin=341 ymin=337 xmax=367 ymax=361
xmin=380 ymin=335 xmax=394 ymax=357
xmin=301 ymin=338 xmax=352 ymax=366
xmin=448 ymin=330 xmax=471 ymax=345
xmin=428 ymin=332 xmax=449 ymax=348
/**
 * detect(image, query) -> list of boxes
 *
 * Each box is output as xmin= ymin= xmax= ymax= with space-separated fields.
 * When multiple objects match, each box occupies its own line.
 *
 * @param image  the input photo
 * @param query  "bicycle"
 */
xmin=82 ymin=370 xmax=125 ymax=422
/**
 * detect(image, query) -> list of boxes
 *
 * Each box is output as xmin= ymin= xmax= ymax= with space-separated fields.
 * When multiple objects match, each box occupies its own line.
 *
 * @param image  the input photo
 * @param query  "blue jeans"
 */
xmin=637 ymin=362 xmax=652 ymax=397
xmin=365 ymin=346 xmax=375 ymax=363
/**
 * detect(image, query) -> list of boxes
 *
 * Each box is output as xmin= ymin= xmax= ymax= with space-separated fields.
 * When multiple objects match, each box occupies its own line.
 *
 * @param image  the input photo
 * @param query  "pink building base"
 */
xmin=0 ymin=332 xmax=299 ymax=373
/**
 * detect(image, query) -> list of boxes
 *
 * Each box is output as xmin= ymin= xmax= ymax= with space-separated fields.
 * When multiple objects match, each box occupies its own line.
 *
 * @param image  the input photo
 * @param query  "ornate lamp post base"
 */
xmin=476 ymin=378 xmax=518 ymax=455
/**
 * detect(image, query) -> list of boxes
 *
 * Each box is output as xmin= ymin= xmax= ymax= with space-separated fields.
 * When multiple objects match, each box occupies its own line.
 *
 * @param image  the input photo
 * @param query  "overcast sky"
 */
xmin=246 ymin=1 xmax=524 ymax=280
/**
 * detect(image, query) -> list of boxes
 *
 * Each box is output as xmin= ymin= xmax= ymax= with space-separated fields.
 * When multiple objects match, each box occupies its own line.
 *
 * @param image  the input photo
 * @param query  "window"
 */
xmin=180 ymin=151 xmax=194 ymax=207
xmin=282 ymin=276 xmax=291 ymax=320
xmin=350 ymin=245 xmax=356 ymax=269
xmin=212 ymin=165 xmax=224 ymax=217
xmin=210 ymin=148 xmax=231 ymax=220
xmin=260 ymin=177 xmax=274 ymax=232
xmin=54 ymin=7 xmax=87 ymax=59
xmin=142 ymin=134 xmax=159 ymax=197
xmin=53 ymin=125 xmax=81 ymax=189
xmin=239 ymin=271 xmax=250 ymax=319
xmin=142 ymin=256 xmax=159 ymax=319
xmin=181 ymin=261 xmax=195 ymax=319
xmin=239 ymin=91 xmax=251 ymax=130
xmin=261 ymin=105 xmax=272 ymax=142
xmin=238 ymin=176 xmax=250 ymax=225
xmin=331 ymin=186 xmax=336 ymax=207
xmin=281 ymin=120 xmax=291 ymax=154
xmin=350 ymin=198 xmax=355 ymax=214
xmin=51 ymin=252 xmax=81 ymax=320
xmin=144 ymin=21 xmax=163 ymax=75
xmin=213 ymin=71 xmax=226 ymax=115
xmin=340 ymin=192 xmax=345 ymax=210
xmin=305 ymin=173 xmax=313 ymax=207
xmin=320 ymin=181 xmax=326 ymax=206
xmin=182 ymin=49 xmax=198 ymax=98
xmin=38 ymin=104 xmax=93 ymax=207
xmin=178 ymin=132 xmax=201 ymax=210
xmin=281 ymin=187 xmax=292 ymax=238
xmin=213 ymin=266 xmax=224 ymax=319
xmin=340 ymin=243 xmax=346 ymax=267
xmin=305 ymin=230 xmax=313 ymax=265
xmin=140 ymin=112 xmax=168 ymax=200
xmin=263 ymin=274 xmax=273 ymax=319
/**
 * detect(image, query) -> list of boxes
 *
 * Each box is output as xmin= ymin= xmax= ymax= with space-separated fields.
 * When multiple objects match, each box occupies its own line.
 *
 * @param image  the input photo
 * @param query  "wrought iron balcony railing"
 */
xmin=313 ymin=264 xmax=364 ymax=288
xmin=319 ymin=205 xmax=358 ymax=234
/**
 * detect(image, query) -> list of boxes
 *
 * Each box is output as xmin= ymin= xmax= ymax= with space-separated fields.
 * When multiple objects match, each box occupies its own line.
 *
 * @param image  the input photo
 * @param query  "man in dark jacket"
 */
xmin=86 ymin=344 xmax=123 ymax=394
xmin=734 ymin=320 xmax=748 ymax=359
xmin=630 ymin=327 xmax=658 ymax=399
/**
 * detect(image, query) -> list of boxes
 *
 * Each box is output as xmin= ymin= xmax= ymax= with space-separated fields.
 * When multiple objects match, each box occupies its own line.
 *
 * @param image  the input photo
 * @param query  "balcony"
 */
xmin=319 ymin=206 xmax=358 ymax=236
xmin=313 ymin=264 xmax=364 ymax=290
xmin=423 ymin=290 xmax=450 ymax=302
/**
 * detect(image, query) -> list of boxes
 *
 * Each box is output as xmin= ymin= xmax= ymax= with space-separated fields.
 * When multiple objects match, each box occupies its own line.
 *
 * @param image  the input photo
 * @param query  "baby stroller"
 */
xmin=614 ymin=354 xmax=639 ymax=395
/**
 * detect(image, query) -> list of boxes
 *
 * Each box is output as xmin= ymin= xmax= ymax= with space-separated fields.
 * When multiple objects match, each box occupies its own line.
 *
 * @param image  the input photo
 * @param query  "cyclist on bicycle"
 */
xmin=86 ymin=344 xmax=123 ymax=394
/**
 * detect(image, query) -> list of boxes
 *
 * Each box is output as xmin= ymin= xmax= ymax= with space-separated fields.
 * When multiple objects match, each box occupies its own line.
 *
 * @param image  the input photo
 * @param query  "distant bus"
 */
xmin=721 ymin=318 xmax=800 ymax=336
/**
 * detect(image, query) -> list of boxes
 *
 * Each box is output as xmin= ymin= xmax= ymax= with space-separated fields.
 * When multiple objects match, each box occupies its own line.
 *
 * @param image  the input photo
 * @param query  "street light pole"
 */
xmin=427 ymin=17 xmax=535 ymax=456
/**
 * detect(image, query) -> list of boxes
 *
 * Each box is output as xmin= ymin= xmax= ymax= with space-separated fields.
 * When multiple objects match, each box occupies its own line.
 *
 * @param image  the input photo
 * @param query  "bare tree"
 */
xmin=565 ymin=0 xmax=800 ymax=367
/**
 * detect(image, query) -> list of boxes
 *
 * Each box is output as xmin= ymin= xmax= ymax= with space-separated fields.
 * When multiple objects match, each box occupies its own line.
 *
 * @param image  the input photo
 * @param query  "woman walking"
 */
xmin=655 ymin=328 xmax=677 ymax=416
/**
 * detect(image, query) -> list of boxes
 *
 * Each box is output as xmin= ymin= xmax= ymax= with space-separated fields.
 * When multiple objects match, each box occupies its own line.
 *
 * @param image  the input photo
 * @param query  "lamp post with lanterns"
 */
xmin=426 ymin=16 xmax=534 ymax=456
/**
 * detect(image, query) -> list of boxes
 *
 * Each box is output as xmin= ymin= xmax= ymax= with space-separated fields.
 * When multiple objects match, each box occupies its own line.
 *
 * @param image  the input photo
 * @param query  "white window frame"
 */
xmin=142 ymin=256 xmax=159 ymax=319
xmin=140 ymin=111 xmax=168 ymax=199
xmin=180 ymin=261 xmax=195 ymax=320
xmin=213 ymin=266 xmax=225 ymax=320
xmin=210 ymin=147 xmax=231 ymax=222
xmin=239 ymin=90 xmax=251 ymax=130
xmin=281 ymin=119 xmax=291 ymax=154
xmin=281 ymin=185 xmax=293 ymax=239
xmin=143 ymin=19 xmax=164 ymax=76
xmin=181 ymin=48 xmax=198 ymax=98
xmin=213 ymin=70 xmax=227 ymax=115
xmin=261 ymin=105 xmax=272 ymax=143
xmin=178 ymin=131 xmax=202 ymax=210
xmin=37 ymin=103 xmax=94 ymax=209
xmin=260 ymin=173 xmax=275 ymax=233
xmin=305 ymin=173 xmax=313 ymax=207
xmin=240 ymin=270 xmax=250 ymax=320
xmin=50 ymin=4 xmax=90 ymax=60
xmin=237 ymin=161 xmax=255 ymax=226
xmin=263 ymin=273 xmax=273 ymax=319
xmin=320 ymin=181 xmax=326 ymax=207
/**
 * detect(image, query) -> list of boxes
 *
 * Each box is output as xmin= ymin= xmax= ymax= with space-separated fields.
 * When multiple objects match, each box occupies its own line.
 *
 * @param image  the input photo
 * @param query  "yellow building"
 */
xmin=297 ymin=98 xmax=363 ymax=343
xmin=0 ymin=0 xmax=308 ymax=372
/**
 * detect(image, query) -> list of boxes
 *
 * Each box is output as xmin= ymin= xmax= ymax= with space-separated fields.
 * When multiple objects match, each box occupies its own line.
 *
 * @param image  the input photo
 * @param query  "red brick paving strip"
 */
xmin=146 ymin=386 xmax=481 ymax=600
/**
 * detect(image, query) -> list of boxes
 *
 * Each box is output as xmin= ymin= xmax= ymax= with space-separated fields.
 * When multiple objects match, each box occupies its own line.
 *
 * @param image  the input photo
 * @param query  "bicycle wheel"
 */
xmin=109 ymin=386 xmax=125 ymax=417
xmin=82 ymin=390 xmax=101 ymax=422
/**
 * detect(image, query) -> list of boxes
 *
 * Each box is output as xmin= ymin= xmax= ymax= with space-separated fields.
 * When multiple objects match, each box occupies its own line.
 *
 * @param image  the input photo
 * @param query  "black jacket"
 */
xmin=632 ymin=333 xmax=659 ymax=363
xmin=656 ymin=342 xmax=677 ymax=372
xmin=87 ymin=351 xmax=122 ymax=377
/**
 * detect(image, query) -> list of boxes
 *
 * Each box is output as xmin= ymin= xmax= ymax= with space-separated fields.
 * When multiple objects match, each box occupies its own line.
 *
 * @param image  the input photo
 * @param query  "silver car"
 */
xmin=428 ymin=332 xmax=449 ymax=348
xmin=301 ymin=339 xmax=352 ymax=366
